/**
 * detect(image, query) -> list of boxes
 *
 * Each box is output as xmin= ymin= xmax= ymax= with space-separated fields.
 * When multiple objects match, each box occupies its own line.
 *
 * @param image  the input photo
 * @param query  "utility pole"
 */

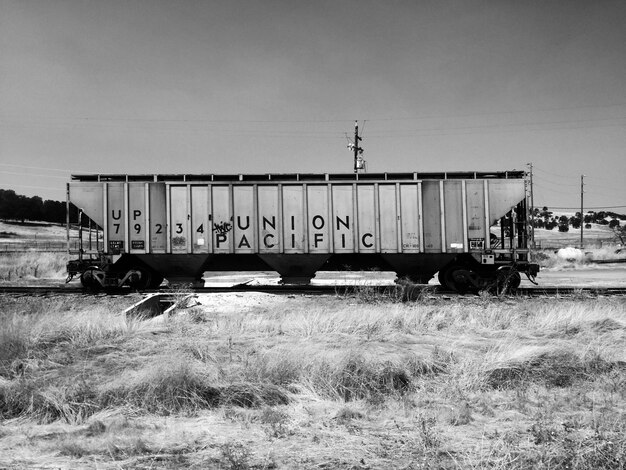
xmin=527 ymin=163 xmax=535 ymax=248
xmin=580 ymin=174 xmax=585 ymax=249
xmin=353 ymin=121 xmax=364 ymax=173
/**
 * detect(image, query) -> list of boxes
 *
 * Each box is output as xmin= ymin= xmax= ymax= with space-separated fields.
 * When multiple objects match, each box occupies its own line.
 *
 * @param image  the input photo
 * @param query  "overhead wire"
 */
xmin=533 ymin=181 xmax=578 ymax=195
xmin=533 ymin=166 xmax=582 ymax=181
xmin=546 ymin=205 xmax=626 ymax=210
xmin=0 ymin=162 xmax=72 ymax=173
xmin=1 ymin=110 xmax=625 ymax=137
xmin=0 ymin=170 xmax=67 ymax=179
xmin=363 ymin=116 xmax=626 ymax=138
xmin=0 ymin=183 xmax=64 ymax=192
xmin=2 ymin=100 xmax=626 ymax=124
xmin=533 ymin=174 xmax=579 ymax=188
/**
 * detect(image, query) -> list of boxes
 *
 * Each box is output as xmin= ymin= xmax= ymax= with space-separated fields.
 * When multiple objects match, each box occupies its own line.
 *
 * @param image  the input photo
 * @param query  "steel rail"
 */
xmin=1 ymin=285 xmax=626 ymax=297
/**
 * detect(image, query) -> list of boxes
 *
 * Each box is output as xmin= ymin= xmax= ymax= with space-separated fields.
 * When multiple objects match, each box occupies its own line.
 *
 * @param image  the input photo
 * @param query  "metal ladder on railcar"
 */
xmin=67 ymin=209 xmax=104 ymax=262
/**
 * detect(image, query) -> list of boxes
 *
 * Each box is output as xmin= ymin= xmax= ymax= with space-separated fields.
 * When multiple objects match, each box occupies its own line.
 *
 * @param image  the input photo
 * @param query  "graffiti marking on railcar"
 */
xmin=213 ymin=222 xmax=232 ymax=234
xmin=213 ymin=221 xmax=232 ymax=249
xmin=172 ymin=236 xmax=186 ymax=247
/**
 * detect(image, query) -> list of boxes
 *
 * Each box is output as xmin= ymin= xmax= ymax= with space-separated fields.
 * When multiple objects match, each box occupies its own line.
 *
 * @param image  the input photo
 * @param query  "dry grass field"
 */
xmin=1 ymin=291 xmax=625 ymax=469
xmin=0 ymin=252 xmax=68 ymax=283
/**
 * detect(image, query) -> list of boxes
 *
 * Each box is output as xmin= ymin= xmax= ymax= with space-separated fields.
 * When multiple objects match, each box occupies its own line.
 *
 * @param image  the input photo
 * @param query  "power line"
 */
xmin=362 ymin=102 xmax=626 ymax=122
xmin=533 ymin=166 xmax=580 ymax=181
xmin=364 ymin=116 xmax=626 ymax=137
xmin=543 ymin=205 xmax=626 ymax=210
xmin=3 ymin=101 xmax=626 ymax=124
xmin=0 ymin=162 xmax=72 ymax=173
xmin=534 ymin=174 xmax=579 ymax=188
xmin=586 ymin=174 xmax=626 ymax=183
xmin=0 ymin=120 xmax=347 ymax=136
xmin=1 ymin=120 xmax=624 ymax=141
xmin=533 ymin=182 xmax=577 ymax=196
xmin=0 ymin=170 xmax=67 ymax=179
xmin=0 ymin=184 xmax=64 ymax=192
xmin=2 ymin=112 xmax=626 ymax=136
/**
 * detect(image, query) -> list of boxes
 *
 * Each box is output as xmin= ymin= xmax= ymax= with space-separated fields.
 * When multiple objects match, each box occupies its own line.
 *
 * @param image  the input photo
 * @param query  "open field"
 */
xmin=533 ymin=224 xmax=619 ymax=249
xmin=1 ymin=292 xmax=625 ymax=469
xmin=0 ymin=221 xmax=79 ymax=253
xmin=0 ymin=252 xmax=69 ymax=284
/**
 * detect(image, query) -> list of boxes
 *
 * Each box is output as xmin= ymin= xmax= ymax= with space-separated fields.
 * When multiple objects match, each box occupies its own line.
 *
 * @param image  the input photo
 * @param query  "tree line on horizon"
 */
xmin=0 ymin=189 xmax=80 ymax=225
xmin=531 ymin=207 xmax=624 ymax=233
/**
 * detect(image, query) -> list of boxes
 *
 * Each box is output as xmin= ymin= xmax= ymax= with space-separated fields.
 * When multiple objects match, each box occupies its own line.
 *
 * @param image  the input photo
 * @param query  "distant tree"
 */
xmin=609 ymin=219 xmax=620 ymax=229
xmin=583 ymin=213 xmax=594 ymax=224
xmin=29 ymin=196 xmax=43 ymax=221
xmin=540 ymin=207 xmax=553 ymax=222
xmin=570 ymin=218 xmax=581 ymax=229
xmin=0 ymin=189 xmax=18 ymax=221
xmin=585 ymin=223 xmax=592 ymax=229
xmin=558 ymin=223 xmax=569 ymax=232
xmin=42 ymin=199 xmax=65 ymax=223
xmin=545 ymin=220 xmax=557 ymax=230
xmin=14 ymin=194 xmax=31 ymax=223
xmin=0 ymin=189 xmax=71 ymax=224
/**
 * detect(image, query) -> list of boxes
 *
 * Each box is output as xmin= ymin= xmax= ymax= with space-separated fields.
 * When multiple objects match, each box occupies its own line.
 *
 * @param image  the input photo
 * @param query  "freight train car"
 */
xmin=66 ymin=171 xmax=538 ymax=293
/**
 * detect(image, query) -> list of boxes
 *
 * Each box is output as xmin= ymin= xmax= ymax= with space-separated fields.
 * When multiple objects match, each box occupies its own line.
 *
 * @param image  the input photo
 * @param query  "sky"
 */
xmin=1 ymin=0 xmax=625 ymax=211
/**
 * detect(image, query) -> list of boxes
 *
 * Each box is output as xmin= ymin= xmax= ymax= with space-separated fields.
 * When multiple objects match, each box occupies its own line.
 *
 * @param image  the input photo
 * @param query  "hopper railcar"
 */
xmin=66 ymin=171 xmax=539 ymax=293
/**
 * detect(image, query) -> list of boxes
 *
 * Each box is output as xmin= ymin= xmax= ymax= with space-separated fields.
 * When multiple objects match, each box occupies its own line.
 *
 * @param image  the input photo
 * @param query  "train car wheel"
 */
xmin=80 ymin=267 xmax=104 ymax=291
xmin=441 ymin=265 xmax=474 ymax=294
xmin=127 ymin=268 xmax=152 ymax=290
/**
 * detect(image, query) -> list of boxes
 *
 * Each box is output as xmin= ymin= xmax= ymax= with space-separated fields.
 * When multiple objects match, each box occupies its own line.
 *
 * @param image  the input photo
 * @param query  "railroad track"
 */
xmin=2 ymin=284 xmax=626 ymax=297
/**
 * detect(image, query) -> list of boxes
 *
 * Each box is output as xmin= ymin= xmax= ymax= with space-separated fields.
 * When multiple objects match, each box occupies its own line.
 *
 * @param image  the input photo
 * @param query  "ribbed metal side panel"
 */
xmin=69 ymin=177 xmax=526 ymax=257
